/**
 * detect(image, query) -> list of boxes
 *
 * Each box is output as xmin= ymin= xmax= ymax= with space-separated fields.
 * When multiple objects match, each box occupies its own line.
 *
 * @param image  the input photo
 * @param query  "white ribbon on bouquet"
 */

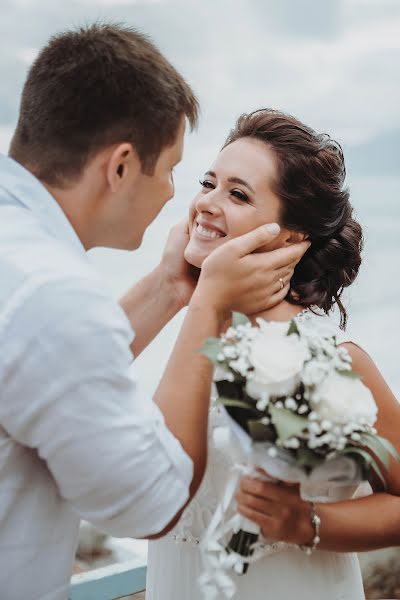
xmin=199 ymin=407 xmax=368 ymax=600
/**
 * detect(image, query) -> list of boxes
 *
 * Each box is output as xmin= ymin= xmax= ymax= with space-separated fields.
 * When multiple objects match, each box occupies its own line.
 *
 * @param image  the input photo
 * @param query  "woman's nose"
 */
xmin=195 ymin=188 xmax=222 ymax=215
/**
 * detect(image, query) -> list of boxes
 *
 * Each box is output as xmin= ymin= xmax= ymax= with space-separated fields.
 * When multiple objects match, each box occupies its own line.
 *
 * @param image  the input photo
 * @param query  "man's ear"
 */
xmin=106 ymin=143 xmax=141 ymax=192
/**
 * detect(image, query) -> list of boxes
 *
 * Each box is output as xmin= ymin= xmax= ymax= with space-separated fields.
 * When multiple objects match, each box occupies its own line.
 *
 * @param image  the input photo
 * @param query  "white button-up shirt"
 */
xmin=0 ymin=155 xmax=193 ymax=600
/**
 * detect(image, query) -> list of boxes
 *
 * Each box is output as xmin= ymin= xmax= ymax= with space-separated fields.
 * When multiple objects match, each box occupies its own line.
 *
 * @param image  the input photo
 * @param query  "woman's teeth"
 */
xmin=196 ymin=223 xmax=224 ymax=239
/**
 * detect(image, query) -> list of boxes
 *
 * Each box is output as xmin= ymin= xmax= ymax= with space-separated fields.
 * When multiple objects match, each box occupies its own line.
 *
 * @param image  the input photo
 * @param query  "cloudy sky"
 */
xmin=0 ymin=0 xmax=399 ymax=394
xmin=0 ymin=0 xmax=399 ymax=171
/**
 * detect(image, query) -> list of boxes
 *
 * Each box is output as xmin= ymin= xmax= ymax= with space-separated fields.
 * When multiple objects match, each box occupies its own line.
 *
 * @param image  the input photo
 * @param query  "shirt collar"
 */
xmin=0 ymin=154 xmax=86 ymax=257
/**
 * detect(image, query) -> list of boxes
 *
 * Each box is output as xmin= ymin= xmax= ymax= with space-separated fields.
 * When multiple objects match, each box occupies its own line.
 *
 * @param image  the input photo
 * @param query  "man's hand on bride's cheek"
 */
xmin=235 ymin=476 xmax=315 ymax=546
xmin=159 ymin=219 xmax=200 ymax=309
xmin=195 ymin=225 xmax=310 ymax=317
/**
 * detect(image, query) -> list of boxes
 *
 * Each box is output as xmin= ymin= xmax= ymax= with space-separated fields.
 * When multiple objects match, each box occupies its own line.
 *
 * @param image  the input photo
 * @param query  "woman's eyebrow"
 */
xmin=204 ymin=170 xmax=255 ymax=194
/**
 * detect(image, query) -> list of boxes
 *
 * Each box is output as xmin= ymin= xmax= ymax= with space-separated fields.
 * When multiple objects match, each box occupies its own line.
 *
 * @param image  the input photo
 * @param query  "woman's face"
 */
xmin=185 ymin=137 xmax=291 ymax=268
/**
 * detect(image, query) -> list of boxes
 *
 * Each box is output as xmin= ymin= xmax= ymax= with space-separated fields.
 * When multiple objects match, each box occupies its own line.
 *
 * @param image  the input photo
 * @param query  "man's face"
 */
xmin=109 ymin=117 xmax=186 ymax=250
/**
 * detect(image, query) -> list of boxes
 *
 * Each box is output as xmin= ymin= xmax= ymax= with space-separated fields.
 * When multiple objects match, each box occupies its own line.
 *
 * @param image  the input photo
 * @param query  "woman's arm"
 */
xmin=236 ymin=342 xmax=400 ymax=552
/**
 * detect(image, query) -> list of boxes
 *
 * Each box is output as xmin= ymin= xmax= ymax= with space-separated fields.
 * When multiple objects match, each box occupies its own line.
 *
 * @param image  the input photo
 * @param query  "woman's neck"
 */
xmin=251 ymin=300 xmax=307 ymax=324
xmin=221 ymin=300 xmax=309 ymax=333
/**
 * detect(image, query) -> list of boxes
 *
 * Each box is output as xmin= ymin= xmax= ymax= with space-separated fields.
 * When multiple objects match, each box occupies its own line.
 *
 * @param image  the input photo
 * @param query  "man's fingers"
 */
xmin=240 ymin=244 xmax=308 ymax=277
xmin=270 ymin=281 xmax=291 ymax=302
xmin=174 ymin=217 xmax=190 ymax=236
xmin=228 ymin=223 xmax=281 ymax=258
xmin=266 ymin=241 xmax=311 ymax=271
xmin=274 ymin=264 xmax=296 ymax=283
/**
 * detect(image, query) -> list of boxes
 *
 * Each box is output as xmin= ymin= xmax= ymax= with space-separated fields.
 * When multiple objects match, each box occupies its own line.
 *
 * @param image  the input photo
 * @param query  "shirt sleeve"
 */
xmin=0 ymin=277 xmax=193 ymax=538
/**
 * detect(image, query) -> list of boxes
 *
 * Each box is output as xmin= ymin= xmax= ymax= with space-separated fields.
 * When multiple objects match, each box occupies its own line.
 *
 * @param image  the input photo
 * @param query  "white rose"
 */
xmin=312 ymin=370 xmax=377 ymax=426
xmin=246 ymin=322 xmax=310 ymax=399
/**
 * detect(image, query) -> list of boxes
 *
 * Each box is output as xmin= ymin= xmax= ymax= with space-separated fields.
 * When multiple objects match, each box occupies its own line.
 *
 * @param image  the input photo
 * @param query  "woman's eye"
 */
xmin=231 ymin=189 xmax=249 ymax=203
xmin=199 ymin=179 xmax=215 ymax=190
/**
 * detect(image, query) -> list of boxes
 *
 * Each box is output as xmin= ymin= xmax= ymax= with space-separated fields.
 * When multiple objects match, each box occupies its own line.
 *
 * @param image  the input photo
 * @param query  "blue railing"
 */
xmin=69 ymin=559 xmax=147 ymax=600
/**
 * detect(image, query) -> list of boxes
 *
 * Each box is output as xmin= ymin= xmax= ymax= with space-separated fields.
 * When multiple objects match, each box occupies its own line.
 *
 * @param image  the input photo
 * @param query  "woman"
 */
xmin=145 ymin=109 xmax=400 ymax=600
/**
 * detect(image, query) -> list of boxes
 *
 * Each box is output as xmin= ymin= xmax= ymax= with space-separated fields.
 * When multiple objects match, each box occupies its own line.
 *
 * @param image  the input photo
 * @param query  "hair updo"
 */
xmin=223 ymin=108 xmax=363 ymax=329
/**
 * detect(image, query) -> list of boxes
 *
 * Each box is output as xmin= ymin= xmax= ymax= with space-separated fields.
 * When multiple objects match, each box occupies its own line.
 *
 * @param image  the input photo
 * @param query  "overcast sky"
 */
xmin=0 ymin=0 xmax=399 ymax=394
xmin=0 ymin=0 xmax=399 ymax=165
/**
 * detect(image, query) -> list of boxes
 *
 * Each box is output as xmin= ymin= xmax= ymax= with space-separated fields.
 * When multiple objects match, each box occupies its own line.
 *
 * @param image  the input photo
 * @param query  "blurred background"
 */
xmin=1 ymin=0 xmax=399 ymax=597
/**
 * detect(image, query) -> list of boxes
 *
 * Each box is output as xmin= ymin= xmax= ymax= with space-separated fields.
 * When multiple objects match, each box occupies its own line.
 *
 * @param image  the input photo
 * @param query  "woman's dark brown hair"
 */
xmin=223 ymin=108 xmax=363 ymax=329
xmin=10 ymin=23 xmax=199 ymax=187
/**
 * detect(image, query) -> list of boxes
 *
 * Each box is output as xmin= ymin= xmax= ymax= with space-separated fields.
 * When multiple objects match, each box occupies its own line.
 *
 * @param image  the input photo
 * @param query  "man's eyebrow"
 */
xmin=205 ymin=170 xmax=255 ymax=194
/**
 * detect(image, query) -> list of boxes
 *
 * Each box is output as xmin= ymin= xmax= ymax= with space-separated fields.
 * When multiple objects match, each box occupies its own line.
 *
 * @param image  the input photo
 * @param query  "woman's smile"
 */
xmin=194 ymin=220 xmax=226 ymax=240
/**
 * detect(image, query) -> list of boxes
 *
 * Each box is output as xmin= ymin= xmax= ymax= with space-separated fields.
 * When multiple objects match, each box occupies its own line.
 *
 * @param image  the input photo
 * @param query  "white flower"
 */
xmin=245 ymin=322 xmax=310 ymax=400
xmin=284 ymin=437 xmax=300 ymax=449
xmin=256 ymin=396 xmax=269 ymax=411
xmin=338 ymin=346 xmax=352 ymax=362
xmin=224 ymin=327 xmax=237 ymax=340
xmin=302 ymin=360 xmax=330 ymax=387
xmin=223 ymin=345 xmax=238 ymax=359
xmin=309 ymin=422 xmax=321 ymax=434
xmin=285 ymin=398 xmax=298 ymax=411
xmin=229 ymin=356 xmax=250 ymax=377
xmin=311 ymin=370 xmax=377 ymax=426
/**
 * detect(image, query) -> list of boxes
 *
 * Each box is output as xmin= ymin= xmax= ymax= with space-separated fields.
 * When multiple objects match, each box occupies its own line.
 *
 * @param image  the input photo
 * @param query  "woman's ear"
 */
xmin=282 ymin=229 xmax=309 ymax=246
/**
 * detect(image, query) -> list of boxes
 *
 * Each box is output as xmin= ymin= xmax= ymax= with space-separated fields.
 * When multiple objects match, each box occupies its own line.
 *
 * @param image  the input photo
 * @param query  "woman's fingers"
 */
xmin=236 ymin=490 xmax=276 ymax=516
xmin=237 ymin=477 xmax=311 ymax=545
xmin=240 ymin=477 xmax=298 ymax=501
xmin=236 ymin=503 xmax=274 ymax=536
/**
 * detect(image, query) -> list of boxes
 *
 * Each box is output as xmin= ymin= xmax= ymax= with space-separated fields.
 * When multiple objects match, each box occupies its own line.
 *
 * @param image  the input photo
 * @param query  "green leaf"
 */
xmin=336 ymin=369 xmax=361 ymax=380
xmin=296 ymin=447 xmax=324 ymax=470
xmin=198 ymin=337 xmax=222 ymax=364
xmin=342 ymin=446 xmax=386 ymax=489
xmin=359 ymin=433 xmax=390 ymax=470
xmin=247 ymin=420 xmax=275 ymax=442
xmin=377 ymin=435 xmax=400 ymax=465
xmin=270 ymin=407 xmax=308 ymax=442
xmin=218 ymin=396 xmax=254 ymax=411
xmin=287 ymin=319 xmax=300 ymax=336
xmin=232 ymin=312 xmax=251 ymax=327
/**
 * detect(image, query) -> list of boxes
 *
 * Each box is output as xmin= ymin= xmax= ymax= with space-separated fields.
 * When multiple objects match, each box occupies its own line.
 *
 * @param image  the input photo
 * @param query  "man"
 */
xmin=0 ymin=23 xmax=308 ymax=599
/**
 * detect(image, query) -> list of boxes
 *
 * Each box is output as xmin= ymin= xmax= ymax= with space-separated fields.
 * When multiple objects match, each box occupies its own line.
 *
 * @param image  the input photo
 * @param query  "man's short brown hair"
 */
xmin=9 ymin=23 xmax=199 ymax=186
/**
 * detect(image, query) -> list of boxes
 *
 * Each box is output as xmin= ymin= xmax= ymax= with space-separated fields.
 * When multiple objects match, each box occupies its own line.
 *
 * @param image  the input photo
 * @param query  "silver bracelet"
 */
xmin=299 ymin=501 xmax=321 ymax=555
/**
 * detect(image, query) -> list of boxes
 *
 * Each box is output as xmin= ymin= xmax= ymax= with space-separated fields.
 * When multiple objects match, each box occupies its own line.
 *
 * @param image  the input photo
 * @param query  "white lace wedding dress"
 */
xmin=146 ymin=312 xmax=367 ymax=600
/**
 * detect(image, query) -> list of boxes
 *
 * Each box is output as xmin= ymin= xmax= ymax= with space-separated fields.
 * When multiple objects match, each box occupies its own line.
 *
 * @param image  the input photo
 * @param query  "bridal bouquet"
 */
xmin=198 ymin=312 xmax=398 ymax=599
